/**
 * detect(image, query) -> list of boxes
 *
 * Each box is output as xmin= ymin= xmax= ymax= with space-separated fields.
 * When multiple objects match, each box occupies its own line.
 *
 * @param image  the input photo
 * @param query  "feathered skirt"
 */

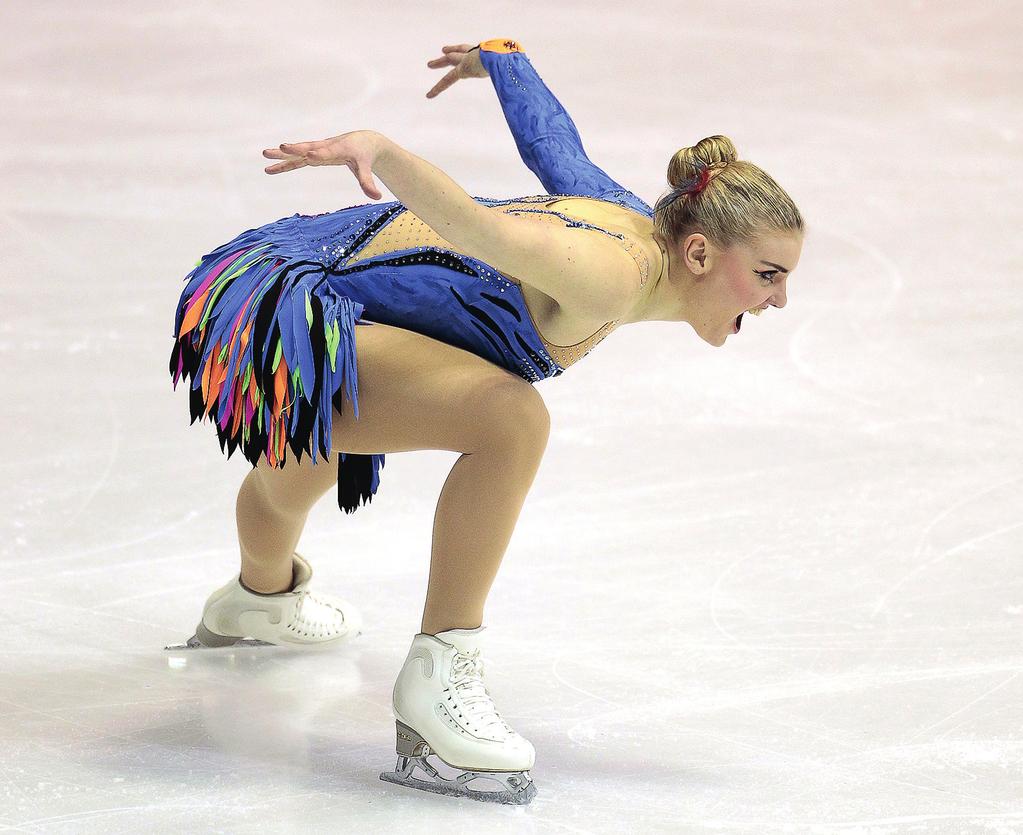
xmin=169 ymin=211 xmax=385 ymax=515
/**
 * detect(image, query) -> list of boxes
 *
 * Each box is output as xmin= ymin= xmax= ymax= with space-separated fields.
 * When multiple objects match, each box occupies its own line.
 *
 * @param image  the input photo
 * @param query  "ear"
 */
xmin=682 ymin=233 xmax=710 ymax=275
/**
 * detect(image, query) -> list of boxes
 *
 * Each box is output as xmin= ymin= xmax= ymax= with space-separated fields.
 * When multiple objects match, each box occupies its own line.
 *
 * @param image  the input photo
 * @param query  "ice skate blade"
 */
xmin=164 ymin=621 xmax=277 ymax=651
xmin=163 ymin=635 xmax=276 ymax=651
xmin=163 ymin=633 xmax=362 ymax=651
xmin=379 ymin=722 xmax=536 ymax=805
xmin=379 ymin=755 xmax=536 ymax=805
xmin=163 ymin=618 xmax=364 ymax=651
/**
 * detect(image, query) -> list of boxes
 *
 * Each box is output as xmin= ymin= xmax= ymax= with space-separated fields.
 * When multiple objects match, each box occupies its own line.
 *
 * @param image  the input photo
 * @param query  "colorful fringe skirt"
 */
xmin=169 ymin=212 xmax=385 ymax=515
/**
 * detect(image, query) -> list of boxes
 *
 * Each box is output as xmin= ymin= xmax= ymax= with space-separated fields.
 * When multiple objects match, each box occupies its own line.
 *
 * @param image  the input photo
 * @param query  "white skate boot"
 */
xmin=379 ymin=626 xmax=537 ymax=804
xmin=164 ymin=551 xmax=362 ymax=650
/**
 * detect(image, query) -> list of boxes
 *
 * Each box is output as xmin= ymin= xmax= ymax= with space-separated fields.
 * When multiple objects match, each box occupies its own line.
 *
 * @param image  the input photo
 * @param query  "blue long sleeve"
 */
xmin=478 ymin=39 xmax=652 ymax=218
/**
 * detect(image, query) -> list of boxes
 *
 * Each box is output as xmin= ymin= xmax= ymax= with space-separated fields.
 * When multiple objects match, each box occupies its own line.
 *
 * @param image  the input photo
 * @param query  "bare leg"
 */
xmin=235 ymin=470 xmax=306 ymax=593
xmin=236 ymin=322 xmax=550 ymax=630
xmin=235 ymin=422 xmax=344 ymax=593
xmin=422 ymin=429 xmax=548 ymax=635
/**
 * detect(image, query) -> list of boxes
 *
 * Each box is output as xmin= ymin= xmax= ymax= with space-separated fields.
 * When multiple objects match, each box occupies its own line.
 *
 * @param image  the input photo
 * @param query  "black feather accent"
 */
xmin=337 ymin=452 xmax=376 ymax=515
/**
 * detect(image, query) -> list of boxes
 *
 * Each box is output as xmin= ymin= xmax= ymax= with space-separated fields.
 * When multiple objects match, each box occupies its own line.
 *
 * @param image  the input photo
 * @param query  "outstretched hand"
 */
xmin=425 ymin=43 xmax=488 ymax=98
xmin=262 ymin=129 xmax=385 ymax=200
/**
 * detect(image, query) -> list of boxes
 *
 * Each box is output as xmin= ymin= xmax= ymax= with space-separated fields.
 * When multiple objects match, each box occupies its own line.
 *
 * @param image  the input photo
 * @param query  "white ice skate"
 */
xmin=164 ymin=551 xmax=362 ymax=650
xmin=379 ymin=626 xmax=537 ymax=805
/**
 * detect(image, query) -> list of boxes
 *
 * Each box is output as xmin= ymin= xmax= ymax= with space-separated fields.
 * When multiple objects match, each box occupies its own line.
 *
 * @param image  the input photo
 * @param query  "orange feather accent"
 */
xmin=272 ymin=355 xmax=289 ymax=420
xmin=229 ymin=289 xmax=258 ymax=354
xmin=267 ymin=419 xmax=278 ymax=468
xmin=207 ymin=352 xmax=227 ymax=413
xmin=248 ymin=368 xmax=258 ymax=409
xmin=200 ymin=340 xmax=217 ymax=406
xmin=230 ymin=379 xmax=244 ymax=437
xmin=179 ymin=287 xmax=211 ymax=338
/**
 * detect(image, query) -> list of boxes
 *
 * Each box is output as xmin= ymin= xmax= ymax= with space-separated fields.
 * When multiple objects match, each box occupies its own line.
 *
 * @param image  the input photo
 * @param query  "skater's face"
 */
xmin=678 ymin=231 xmax=802 ymax=347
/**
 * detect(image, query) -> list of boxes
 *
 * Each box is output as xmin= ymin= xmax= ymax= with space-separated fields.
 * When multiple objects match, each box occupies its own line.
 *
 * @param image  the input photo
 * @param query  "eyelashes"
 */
xmin=754 ymin=269 xmax=778 ymax=284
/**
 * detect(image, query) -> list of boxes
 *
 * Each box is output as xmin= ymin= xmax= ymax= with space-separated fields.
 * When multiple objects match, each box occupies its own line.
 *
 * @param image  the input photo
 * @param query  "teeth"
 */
xmin=747 ymin=307 xmax=764 ymax=316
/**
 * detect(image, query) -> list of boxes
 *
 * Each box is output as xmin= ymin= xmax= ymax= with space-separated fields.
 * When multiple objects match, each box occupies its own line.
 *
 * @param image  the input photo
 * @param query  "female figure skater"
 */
xmin=167 ymin=38 xmax=804 ymax=804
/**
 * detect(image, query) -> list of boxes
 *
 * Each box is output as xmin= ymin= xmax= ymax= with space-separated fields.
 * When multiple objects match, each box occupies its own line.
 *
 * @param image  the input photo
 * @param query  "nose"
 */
xmin=770 ymin=281 xmax=787 ymax=309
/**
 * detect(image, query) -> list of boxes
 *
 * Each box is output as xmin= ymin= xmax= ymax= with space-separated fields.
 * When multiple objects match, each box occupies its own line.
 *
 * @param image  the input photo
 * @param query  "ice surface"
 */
xmin=2 ymin=1 xmax=1021 ymax=832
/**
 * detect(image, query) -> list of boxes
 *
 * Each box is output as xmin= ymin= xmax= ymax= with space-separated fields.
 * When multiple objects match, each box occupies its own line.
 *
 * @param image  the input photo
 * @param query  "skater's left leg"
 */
xmin=167 ymin=455 xmax=359 ymax=651
xmin=236 ymin=454 xmax=338 ymax=593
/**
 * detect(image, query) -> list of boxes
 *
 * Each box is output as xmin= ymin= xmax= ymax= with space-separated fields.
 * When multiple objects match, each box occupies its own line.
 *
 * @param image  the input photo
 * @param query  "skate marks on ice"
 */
xmin=870 ymin=473 xmax=1023 ymax=617
xmin=787 ymin=221 xmax=905 ymax=411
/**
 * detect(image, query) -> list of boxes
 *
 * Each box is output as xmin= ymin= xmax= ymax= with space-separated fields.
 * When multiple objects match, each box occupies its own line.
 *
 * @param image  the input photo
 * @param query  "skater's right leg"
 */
xmin=300 ymin=322 xmax=544 ymax=801
xmin=418 ymin=415 xmax=548 ymax=635
xmin=319 ymin=323 xmax=550 ymax=635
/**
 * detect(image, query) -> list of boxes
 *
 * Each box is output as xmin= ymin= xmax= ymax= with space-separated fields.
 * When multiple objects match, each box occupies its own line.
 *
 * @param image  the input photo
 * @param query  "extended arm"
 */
xmin=265 ymin=129 xmax=642 ymax=315
xmin=372 ymin=134 xmax=641 ymax=316
xmin=478 ymin=39 xmax=642 ymax=206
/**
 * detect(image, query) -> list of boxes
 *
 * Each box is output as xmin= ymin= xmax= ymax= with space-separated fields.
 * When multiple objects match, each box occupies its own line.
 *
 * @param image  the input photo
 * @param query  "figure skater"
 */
xmin=166 ymin=38 xmax=804 ymax=804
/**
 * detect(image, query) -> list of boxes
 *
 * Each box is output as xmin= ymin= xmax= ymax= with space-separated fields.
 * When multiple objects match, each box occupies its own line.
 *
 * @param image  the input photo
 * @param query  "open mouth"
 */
xmin=734 ymin=306 xmax=766 ymax=333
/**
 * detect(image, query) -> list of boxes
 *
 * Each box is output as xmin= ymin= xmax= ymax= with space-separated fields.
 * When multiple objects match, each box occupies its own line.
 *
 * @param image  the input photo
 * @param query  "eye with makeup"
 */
xmin=754 ymin=269 xmax=778 ymax=284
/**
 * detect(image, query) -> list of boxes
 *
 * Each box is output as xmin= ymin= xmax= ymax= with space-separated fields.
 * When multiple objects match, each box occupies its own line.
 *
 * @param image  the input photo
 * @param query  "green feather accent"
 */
xmin=325 ymin=318 xmax=341 ymax=372
xmin=271 ymin=339 xmax=282 ymax=372
xmin=305 ymin=290 xmax=313 ymax=329
xmin=198 ymin=246 xmax=272 ymax=330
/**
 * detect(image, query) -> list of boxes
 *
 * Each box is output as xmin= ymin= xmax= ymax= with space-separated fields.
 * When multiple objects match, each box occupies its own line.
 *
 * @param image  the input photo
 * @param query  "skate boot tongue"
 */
xmin=433 ymin=625 xmax=487 ymax=655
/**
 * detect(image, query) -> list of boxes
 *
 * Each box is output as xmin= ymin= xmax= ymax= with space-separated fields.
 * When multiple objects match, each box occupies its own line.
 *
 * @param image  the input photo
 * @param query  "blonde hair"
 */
xmin=653 ymin=135 xmax=804 ymax=250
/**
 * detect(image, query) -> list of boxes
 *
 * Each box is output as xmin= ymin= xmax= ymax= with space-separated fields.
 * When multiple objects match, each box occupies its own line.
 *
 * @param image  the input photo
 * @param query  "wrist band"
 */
xmin=478 ymin=38 xmax=525 ymax=54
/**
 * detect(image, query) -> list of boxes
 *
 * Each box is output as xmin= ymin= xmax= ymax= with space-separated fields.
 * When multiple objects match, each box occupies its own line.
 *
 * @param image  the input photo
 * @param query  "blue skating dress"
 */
xmin=169 ymin=38 xmax=653 ymax=514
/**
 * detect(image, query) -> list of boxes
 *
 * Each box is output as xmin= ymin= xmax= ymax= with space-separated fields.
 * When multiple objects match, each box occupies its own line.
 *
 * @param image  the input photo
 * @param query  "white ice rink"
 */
xmin=2 ymin=1 xmax=1021 ymax=832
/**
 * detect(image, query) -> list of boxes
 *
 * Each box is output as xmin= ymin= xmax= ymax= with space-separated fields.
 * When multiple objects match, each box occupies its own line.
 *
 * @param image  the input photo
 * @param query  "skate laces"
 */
xmin=450 ymin=649 xmax=513 ymax=736
xmin=293 ymin=591 xmax=345 ymax=636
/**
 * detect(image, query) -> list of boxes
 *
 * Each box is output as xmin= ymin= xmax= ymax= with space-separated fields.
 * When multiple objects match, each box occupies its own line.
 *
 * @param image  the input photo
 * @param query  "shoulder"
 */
xmin=542 ymin=197 xmax=659 ymax=296
xmin=476 ymin=207 xmax=651 ymax=320
xmin=541 ymin=196 xmax=654 ymax=245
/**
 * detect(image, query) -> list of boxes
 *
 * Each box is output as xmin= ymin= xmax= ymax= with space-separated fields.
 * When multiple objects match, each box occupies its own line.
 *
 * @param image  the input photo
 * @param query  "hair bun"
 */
xmin=653 ymin=134 xmax=804 ymax=249
xmin=666 ymin=135 xmax=739 ymax=189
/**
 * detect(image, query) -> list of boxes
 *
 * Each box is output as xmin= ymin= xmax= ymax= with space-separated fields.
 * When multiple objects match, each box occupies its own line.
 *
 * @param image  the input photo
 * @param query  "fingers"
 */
xmin=264 ymin=157 xmax=307 ymax=175
xmin=264 ymin=139 xmax=333 ymax=162
xmin=261 ymin=143 xmax=318 ymax=160
xmin=261 ymin=145 xmax=380 ymax=199
xmin=346 ymin=161 xmax=382 ymax=200
xmin=263 ymin=146 xmax=307 ymax=174
xmin=426 ymin=66 xmax=460 ymax=99
xmin=426 ymin=52 xmax=461 ymax=69
xmin=279 ymin=141 xmax=319 ymax=155
xmin=426 ymin=43 xmax=481 ymax=97
xmin=262 ymin=140 xmax=331 ymax=173
xmin=426 ymin=43 xmax=474 ymax=69
xmin=262 ymin=144 xmax=320 ymax=174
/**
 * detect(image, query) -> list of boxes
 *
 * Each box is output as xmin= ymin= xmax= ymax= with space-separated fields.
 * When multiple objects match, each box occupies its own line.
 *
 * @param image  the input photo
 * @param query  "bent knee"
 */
xmin=251 ymin=449 xmax=338 ymax=516
xmin=473 ymin=379 xmax=551 ymax=451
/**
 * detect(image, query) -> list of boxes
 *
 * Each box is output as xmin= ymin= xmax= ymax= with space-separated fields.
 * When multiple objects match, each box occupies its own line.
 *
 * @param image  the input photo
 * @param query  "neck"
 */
xmin=620 ymin=231 xmax=688 ymax=325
